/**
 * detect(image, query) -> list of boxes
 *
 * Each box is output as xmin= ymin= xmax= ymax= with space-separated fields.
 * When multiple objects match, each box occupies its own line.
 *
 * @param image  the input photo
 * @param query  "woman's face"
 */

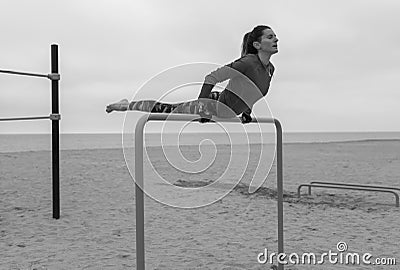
xmin=255 ymin=28 xmax=279 ymax=54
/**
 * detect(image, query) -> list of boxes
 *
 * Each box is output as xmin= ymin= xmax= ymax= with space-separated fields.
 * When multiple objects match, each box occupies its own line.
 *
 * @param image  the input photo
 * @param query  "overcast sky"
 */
xmin=1 ymin=0 xmax=399 ymax=133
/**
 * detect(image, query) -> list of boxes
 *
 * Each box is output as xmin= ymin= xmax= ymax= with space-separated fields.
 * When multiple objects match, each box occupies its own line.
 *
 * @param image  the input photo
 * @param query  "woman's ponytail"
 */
xmin=241 ymin=32 xmax=251 ymax=57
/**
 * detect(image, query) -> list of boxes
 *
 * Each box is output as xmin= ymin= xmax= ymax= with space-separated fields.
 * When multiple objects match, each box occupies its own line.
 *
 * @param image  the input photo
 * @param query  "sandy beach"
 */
xmin=1 ymin=140 xmax=399 ymax=269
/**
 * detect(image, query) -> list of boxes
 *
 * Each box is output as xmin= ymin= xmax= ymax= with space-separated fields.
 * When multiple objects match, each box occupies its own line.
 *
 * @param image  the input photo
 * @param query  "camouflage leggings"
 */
xmin=128 ymin=91 xmax=221 ymax=116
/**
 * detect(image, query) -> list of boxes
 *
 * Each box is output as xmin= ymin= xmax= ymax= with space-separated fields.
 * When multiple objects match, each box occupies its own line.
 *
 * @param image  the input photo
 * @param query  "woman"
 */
xmin=106 ymin=25 xmax=278 ymax=123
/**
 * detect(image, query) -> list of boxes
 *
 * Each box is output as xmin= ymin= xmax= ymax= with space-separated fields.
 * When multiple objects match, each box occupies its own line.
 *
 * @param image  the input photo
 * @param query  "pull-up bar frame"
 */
xmin=0 ymin=44 xmax=61 ymax=219
xmin=133 ymin=114 xmax=284 ymax=270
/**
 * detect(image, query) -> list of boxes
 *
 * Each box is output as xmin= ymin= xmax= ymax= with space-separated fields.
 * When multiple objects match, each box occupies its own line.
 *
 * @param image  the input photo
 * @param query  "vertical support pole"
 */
xmin=275 ymin=119 xmax=284 ymax=270
xmin=135 ymin=118 xmax=146 ymax=270
xmin=51 ymin=44 xmax=60 ymax=219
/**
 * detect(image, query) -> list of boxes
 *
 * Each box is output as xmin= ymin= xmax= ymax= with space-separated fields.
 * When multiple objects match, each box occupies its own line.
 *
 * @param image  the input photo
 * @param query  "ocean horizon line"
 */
xmin=2 ymin=138 xmax=400 ymax=155
xmin=1 ymin=132 xmax=400 ymax=153
xmin=1 ymin=131 xmax=400 ymax=135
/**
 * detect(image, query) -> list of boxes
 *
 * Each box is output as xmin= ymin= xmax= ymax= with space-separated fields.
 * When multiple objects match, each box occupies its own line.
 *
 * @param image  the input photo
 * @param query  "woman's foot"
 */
xmin=106 ymin=99 xmax=129 ymax=113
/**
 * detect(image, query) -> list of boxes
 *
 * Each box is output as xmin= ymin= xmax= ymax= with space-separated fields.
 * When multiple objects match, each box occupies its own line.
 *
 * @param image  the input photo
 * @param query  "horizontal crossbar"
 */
xmin=0 ymin=69 xmax=60 ymax=80
xmin=130 ymin=112 xmax=276 ymax=124
xmin=297 ymin=183 xmax=399 ymax=207
xmin=310 ymin=181 xmax=400 ymax=191
xmin=0 ymin=115 xmax=50 ymax=122
xmin=0 ymin=69 xmax=48 ymax=78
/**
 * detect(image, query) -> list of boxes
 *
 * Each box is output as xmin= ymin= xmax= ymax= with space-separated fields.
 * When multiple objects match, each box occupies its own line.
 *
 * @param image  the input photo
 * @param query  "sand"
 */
xmin=1 ymin=140 xmax=399 ymax=269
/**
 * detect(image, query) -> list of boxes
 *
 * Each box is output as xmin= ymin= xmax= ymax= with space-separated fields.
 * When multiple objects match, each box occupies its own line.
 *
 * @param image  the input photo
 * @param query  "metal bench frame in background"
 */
xmin=298 ymin=181 xmax=399 ymax=207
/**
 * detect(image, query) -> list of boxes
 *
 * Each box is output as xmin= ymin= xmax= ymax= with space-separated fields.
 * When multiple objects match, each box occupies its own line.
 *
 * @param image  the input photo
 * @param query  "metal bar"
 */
xmin=0 ymin=116 xmax=50 ymax=122
xmin=310 ymin=181 xmax=400 ymax=192
xmin=51 ymin=44 xmax=60 ymax=220
xmin=133 ymin=113 xmax=283 ymax=269
xmin=0 ymin=44 xmax=61 ymax=220
xmin=135 ymin=116 xmax=147 ymax=270
xmin=274 ymin=119 xmax=284 ymax=270
xmin=140 ymin=112 xmax=276 ymax=124
xmin=298 ymin=184 xmax=399 ymax=207
xmin=0 ymin=69 xmax=48 ymax=78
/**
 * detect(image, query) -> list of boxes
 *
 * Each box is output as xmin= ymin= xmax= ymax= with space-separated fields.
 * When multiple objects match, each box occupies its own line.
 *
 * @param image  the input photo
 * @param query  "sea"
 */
xmin=1 ymin=132 xmax=400 ymax=153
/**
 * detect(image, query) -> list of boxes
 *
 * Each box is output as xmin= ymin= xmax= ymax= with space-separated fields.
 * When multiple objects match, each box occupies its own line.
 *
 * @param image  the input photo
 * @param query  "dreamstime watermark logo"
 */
xmin=257 ymin=241 xmax=397 ymax=266
xmin=121 ymin=62 xmax=276 ymax=208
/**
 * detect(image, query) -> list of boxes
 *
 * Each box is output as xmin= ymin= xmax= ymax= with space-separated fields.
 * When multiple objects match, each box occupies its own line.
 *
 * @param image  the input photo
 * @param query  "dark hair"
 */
xmin=241 ymin=25 xmax=271 ymax=57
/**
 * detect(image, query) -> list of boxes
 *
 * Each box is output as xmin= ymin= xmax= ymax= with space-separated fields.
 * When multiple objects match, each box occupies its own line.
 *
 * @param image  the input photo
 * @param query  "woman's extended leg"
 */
xmin=106 ymin=91 xmax=220 ymax=114
xmin=106 ymin=99 xmax=180 ymax=113
xmin=130 ymin=100 xmax=178 ymax=113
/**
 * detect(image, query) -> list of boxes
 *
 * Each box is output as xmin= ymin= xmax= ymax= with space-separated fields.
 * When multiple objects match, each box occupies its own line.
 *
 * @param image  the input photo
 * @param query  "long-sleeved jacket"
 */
xmin=198 ymin=54 xmax=275 ymax=116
